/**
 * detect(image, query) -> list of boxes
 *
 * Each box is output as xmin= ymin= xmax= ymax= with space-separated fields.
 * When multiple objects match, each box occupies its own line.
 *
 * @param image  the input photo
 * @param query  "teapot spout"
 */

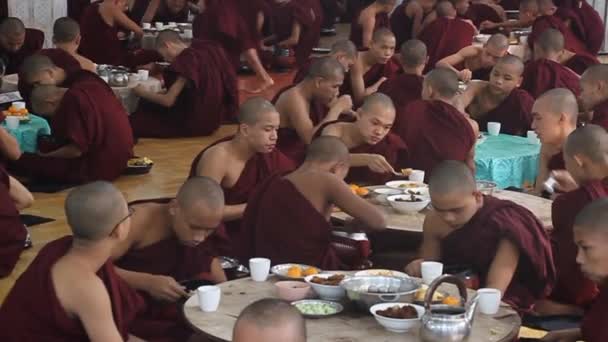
xmin=465 ymin=293 xmax=480 ymax=323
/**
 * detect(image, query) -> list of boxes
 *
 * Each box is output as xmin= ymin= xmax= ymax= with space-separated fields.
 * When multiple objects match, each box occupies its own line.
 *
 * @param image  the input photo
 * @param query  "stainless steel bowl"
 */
xmin=340 ymin=276 xmax=421 ymax=312
xmin=109 ymin=71 xmax=129 ymax=87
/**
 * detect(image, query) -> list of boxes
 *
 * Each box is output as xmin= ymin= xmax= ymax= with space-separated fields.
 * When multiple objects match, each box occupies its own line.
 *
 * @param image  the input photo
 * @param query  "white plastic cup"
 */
xmin=477 ymin=288 xmax=501 ymax=315
xmin=487 ymin=122 xmax=501 ymax=136
xmin=5 ymin=116 xmax=19 ymax=130
xmin=249 ymin=258 xmax=271 ymax=282
xmin=11 ymin=101 xmax=25 ymax=110
xmin=197 ymin=285 xmax=221 ymax=312
xmin=527 ymin=130 xmax=539 ymax=144
xmin=155 ymin=22 xmax=164 ymax=30
xmin=183 ymin=29 xmax=193 ymax=39
xmin=169 ymin=22 xmax=177 ymax=27
xmin=137 ymin=69 xmax=149 ymax=81
xmin=421 ymin=261 xmax=443 ymax=285
xmin=142 ymin=22 xmax=151 ymax=29
xmin=409 ymin=170 xmax=425 ymax=183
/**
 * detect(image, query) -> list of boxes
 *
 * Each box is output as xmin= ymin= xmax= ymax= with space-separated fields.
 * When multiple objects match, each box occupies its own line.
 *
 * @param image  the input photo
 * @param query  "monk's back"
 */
xmin=285 ymin=170 xmax=335 ymax=218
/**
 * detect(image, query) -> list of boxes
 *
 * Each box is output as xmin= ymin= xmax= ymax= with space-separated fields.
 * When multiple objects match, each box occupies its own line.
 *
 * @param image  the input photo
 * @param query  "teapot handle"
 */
xmin=424 ymin=274 xmax=468 ymax=310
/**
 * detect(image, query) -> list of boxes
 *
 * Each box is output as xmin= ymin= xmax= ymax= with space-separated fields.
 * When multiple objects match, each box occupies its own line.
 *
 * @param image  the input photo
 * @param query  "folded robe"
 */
xmin=419 ymin=17 xmax=475 ymax=74
xmin=340 ymin=56 xmax=403 ymax=98
xmin=582 ymin=284 xmax=608 ymax=342
xmin=12 ymin=70 xmax=134 ymax=184
xmin=520 ymin=58 xmax=581 ymax=98
xmin=528 ymin=15 xmax=590 ymax=56
xmin=554 ymin=1 xmax=605 ymax=55
xmin=470 ymin=88 xmax=534 ymax=136
xmin=378 ymin=73 xmax=424 ymax=115
xmin=0 ymin=164 xmax=26 ymax=278
xmin=563 ymin=52 xmax=599 ymax=76
xmin=0 ymin=28 xmax=44 ymax=75
xmin=590 ymin=99 xmax=608 ymax=130
xmin=349 ymin=4 xmax=390 ymax=49
xmin=130 ymin=40 xmax=238 ymax=138
xmin=0 ymin=236 xmax=145 ymax=341
xmin=393 ymin=100 xmax=476 ymax=178
xmin=441 ymin=196 xmax=556 ymax=313
xmin=549 ymin=180 xmax=607 ymax=307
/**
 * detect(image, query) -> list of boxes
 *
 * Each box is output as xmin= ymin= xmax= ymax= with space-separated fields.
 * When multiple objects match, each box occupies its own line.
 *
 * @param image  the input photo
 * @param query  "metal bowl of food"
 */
xmin=340 ymin=276 xmax=421 ymax=312
xmin=109 ymin=71 xmax=130 ymax=87
xmin=220 ymin=256 xmax=249 ymax=280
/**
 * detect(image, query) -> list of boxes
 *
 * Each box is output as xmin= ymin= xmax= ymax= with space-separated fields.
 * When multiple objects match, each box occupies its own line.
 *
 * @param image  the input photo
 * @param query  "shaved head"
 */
xmin=360 ymin=92 xmax=395 ymax=114
xmin=400 ymin=39 xmax=427 ymax=68
xmin=176 ymin=176 xmax=224 ymax=211
xmin=536 ymin=28 xmax=564 ymax=53
xmin=564 ymin=124 xmax=608 ymax=163
xmin=372 ymin=28 xmax=396 ymax=43
xmin=575 ymin=198 xmax=608 ymax=233
xmin=233 ymin=299 xmax=306 ymax=342
xmin=0 ymin=17 xmax=25 ymax=35
xmin=534 ymin=88 xmax=579 ymax=125
xmin=487 ymin=34 xmax=509 ymax=51
xmin=581 ymin=64 xmax=608 ymax=85
xmin=306 ymin=56 xmax=345 ymax=80
xmin=65 ymin=181 xmax=127 ymax=241
xmin=53 ymin=17 xmax=80 ymax=44
xmin=429 ymin=160 xmax=476 ymax=196
xmin=496 ymin=55 xmax=525 ymax=75
xmin=436 ymin=1 xmax=457 ymax=17
xmin=238 ymin=97 xmax=277 ymax=125
xmin=424 ymin=68 xmax=460 ymax=98
xmin=20 ymin=54 xmax=56 ymax=83
xmin=538 ymin=0 xmax=556 ymax=13
xmin=155 ymin=29 xmax=184 ymax=48
xmin=305 ymin=136 xmax=349 ymax=163
xmin=331 ymin=40 xmax=357 ymax=59
xmin=520 ymin=0 xmax=539 ymax=11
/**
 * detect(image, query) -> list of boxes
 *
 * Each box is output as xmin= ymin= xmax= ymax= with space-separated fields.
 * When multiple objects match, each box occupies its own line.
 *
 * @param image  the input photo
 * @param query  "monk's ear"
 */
xmin=168 ymin=199 xmax=178 ymax=216
xmin=239 ymin=123 xmax=249 ymax=136
xmin=573 ymin=154 xmax=586 ymax=168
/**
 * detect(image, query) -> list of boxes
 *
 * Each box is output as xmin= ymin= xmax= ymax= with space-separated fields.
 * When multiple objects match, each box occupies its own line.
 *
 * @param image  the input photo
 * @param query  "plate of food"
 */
xmin=349 ymin=184 xmax=370 ymax=197
xmin=292 ymin=299 xmax=343 ymax=318
xmin=413 ymin=284 xmax=455 ymax=305
xmin=3 ymin=104 xmax=30 ymax=122
xmin=304 ymin=273 xmax=347 ymax=301
xmin=370 ymin=303 xmax=425 ymax=333
xmin=271 ymin=264 xmax=320 ymax=280
xmin=125 ymin=157 xmax=154 ymax=175
xmin=385 ymin=180 xmax=427 ymax=190
xmin=355 ymin=269 xmax=409 ymax=278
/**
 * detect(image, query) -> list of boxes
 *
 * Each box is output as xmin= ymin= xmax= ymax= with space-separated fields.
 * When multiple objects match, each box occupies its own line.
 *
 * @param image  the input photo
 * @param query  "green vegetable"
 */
xmin=295 ymin=302 xmax=337 ymax=315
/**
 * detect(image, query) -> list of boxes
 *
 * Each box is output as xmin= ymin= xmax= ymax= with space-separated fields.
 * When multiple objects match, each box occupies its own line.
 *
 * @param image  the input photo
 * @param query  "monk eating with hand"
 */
xmin=405 ymin=160 xmax=555 ymax=313
xmin=531 ymin=88 xmax=578 ymax=195
xmin=379 ymin=39 xmax=426 ymax=112
xmin=274 ymin=57 xmax=354 ymax=163
xmin=52 ymin=17 xmax=97 ymax=72
xmin=316 ymin=93 xmax=407 ymax=185
xmin=521 ymin=28 xmax=581 ymax=99
xmin=343 ymin=28 xmax=401 ymax=105
xmin=293 ymin=39 xmax=358 ymax=85
xmin=458 ymin=55 xmax=534 ymax=136
xmin=190 ymin=98 xmax=296 ymax=256
xmin=390 ymin=0 xmax=437 ymax=48
xmin=394 ymin=68 xmax=478 ymax=179
xmin=233 ymin=299 xmax=306 ymax=342
xmin=454 ymin=0 xmax=506 ymax=34
xmin=479 ymin=0 xmax=539 ymax=32
xmin=237 ymin=136 xmax=386 ymax=269
xmin=130 ymin=30 xmax=238 ymax=138
xmin=0 ymin=17 xmax=44 ymax=74
xmin=0 ymin=182 xmax=146 ymax=341
xmin=350 ymin=0 xmax=396 ymax=49
xmin=436 ymin=33 xmax=509 ymax=82
xmin=579 ymin=64 xmax=608 ymax=130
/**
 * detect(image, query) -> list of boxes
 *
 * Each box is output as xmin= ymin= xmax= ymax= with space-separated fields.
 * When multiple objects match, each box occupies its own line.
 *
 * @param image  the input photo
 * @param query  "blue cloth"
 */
xmin=475 ymin=134 xmax=540 ymax=189
xmin=1 ymin=114 xmax=51 ymax=153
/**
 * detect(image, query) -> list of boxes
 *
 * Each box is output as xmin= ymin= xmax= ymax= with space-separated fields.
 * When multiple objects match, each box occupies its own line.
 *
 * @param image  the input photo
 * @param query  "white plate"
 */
xmin=385 ymin=180 xmax=427 ymax=190
xmin=271 ymin=263 xmax=320 ymax=280
xmin=355 ymin=269 xmax=410 ymax=278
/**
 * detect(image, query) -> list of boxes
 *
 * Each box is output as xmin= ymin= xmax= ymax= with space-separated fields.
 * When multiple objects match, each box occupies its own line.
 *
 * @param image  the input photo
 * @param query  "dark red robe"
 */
xmin=554 ymin=1 xmax=605 ymax=55
xmin=341 ymin=56 xmax=403 ymax=98
xmin=548 ymin=151 xmax=565 ymax=171
xmin=582 ymin=283 xmax=608 ymax=342
xmin=520 ymin=58 xmax=581 ymax=98
xmin=549 ymin=179 xmax=607 ymax=308
xmin=68 ymin=0 xmax=92 ymax=22
xmin=562 ymin=52 xmax=599 ymax=76
xmin=393 ymin=100 xmax=476 ymax=178
xmin=590 ymin=99 xmax=608 ymax=130
xmin=529 ymin=14 xmax=590 ymax=56
xmin=470 ymin=88 xmax=534 ymax=136
xmin=499 ymin=0 xmax=520 ymax=10
xmin=0 ymin=164 xmax=26 ymax=278
xmin=441 ymin=196 xmax=556 ymax=313
xmin=418 ymin=17 xmax=476 ymax=73
xmin=0 ymin=28 xmax=44 ymax=75
xmin=0 ymin=236 xmax=145 ymax=341
xmin=390 ymin=3 xmax=415 ymax=49
xmin=349 ymin=4 xmax=390 ymax=49
xmin=464 ymin=3 xmax=503 ymax=34
xmin=12 ymin=70 xmax=134 ymax=184
xmin=189 ymin=136 xmax=296 ymax=257
xmin=378 ymin=72 xmax=424 ymax=114
xmin=130 ymin=40 xmax=238 ymax=138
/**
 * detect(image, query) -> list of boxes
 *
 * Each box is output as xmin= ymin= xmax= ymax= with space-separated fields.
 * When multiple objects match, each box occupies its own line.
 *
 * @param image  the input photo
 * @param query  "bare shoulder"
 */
xmin=52 ymin=259 xmax=105 ymax=314
xmin=321 ymin=122 xmax=345 ymax=137
xmin=201 ymin=141 xmax=230 ymax=161
xmin=462 ymin=45 xmax=482 ymax=57
xmin=468 ymin=80 xmax=488 ymax=94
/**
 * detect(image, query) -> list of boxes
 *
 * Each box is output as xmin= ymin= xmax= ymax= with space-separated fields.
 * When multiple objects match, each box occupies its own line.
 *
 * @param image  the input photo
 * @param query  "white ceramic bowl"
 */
xmin=304 ymin=274 xmax=347 ymax=301
xmin=387 ymin=195 xmax=430 ymax=214
xmin=370 ymin=303 xmax=425 ymax=333
xmin=475 ymin=34 xmax=491 ymax=44
xmin=385 ymin=180 xmax=426 ymax=190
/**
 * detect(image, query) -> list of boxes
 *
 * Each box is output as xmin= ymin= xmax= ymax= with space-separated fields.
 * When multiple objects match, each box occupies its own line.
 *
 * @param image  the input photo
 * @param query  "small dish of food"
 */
xmin=370 ymin=303 xmax=425 ymax=333
xmin=387 ymin=194 xmax=430 ymax=214
xmin=304 ymin=273 xmax=347 ymax=301
xmin=271 ymin=264 xmax=320 ymax=280
xmin=275 ymin=281 xmax=312 ymax=302
xmin=125 ymin=157 xmax=154 ymax=175
xmin=349 ymin=184 xmax=370 ymax=197
xmin=292 ymin=300 xmax=343 ymax=319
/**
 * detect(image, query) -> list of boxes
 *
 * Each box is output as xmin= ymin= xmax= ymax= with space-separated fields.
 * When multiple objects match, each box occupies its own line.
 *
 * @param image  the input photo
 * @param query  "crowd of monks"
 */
xmin=0 ymin=0 xmax=606 ymax=340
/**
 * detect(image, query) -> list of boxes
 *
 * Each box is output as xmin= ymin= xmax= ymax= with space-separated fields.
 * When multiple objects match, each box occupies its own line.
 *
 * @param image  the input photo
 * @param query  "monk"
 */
xmin=12 ymin=70 xmax=134 ymax=184
xmin=138 ymin=0 xmax=190 ymax=23
xmin=456 ymin=0 xmax=506 ymax=34
xmin=378 ymin=39 xmax=426 ymax=112
xmin=394 ymin=68 xmax=478 ymax=178
xmin=52 ymin=17 xmax=97 ymax=72
xmin=274 ymin=57 xmax=354 ymax=163
xmin=130 ymin=31 xmax=238 ymax=138
xmin=579 ymin=64 xmax=608 ymax=130
xmin=233 ymin=299 xmax=306 ymax=342
xmin=317 ymin=93 xmax=407 ymax=185
xmin=436 ymin=33 xmax=509 ymax=82
xmin=0 ymin=17 xmax=44 ymax=74
xmin=479 ymin=0 xmax=538 ymax=32
xmin=349 ymin=0 xmax=396 ymax=49
xmin=292 ymin=39 xmax=358 ymax=84
xmin=236 ymin=136 xmax=386 ymax=269
xmin=389 ymin=0 xmax=436 ymax=48
xmin=343 ymin=28 xmax=402 ymax=105
xmin=189 ymin=98 xmax=296 ymax=256
xmin=521 ymin=29 xmax=581 ymax=98
xmin=538 ymin=28 xmax=599 ymax=76
xmin=554 ymin=0 xmax=605 ymax=55
xmin=405 ymin=160 xmax=555 ymax=313
xmin=458 ymin=55 xmax=534 ymax=136
xmin=531 ymin=88 xmax=578 ymax=195
xmin=0 ymin=181 xmax=146 ymax=341
xmin=541 ymin=199 xmax=608 ymax=342
xmin=418 ymin=1 xmax=476 ymax=73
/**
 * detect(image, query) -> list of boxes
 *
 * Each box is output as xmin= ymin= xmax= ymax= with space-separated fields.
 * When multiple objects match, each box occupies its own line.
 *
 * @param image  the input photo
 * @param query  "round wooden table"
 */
xmin=183 ymin=276 xmax=521 ymax=342
xmin=331 ymin=189 xmax=552 ymax=233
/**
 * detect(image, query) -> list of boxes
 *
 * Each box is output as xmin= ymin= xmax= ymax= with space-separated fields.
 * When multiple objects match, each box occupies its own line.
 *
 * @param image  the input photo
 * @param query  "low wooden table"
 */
xmin=331 ymin=189 xmax=552 ymax=233
xmin=183 ymin=276 xmax=521 ymax=342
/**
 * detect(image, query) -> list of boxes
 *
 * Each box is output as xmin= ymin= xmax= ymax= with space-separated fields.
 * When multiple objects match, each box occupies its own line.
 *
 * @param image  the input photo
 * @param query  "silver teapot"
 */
xmin=108 ymin=70 xmax=130 ymax=87
xmin=420 ymin=275 xmax=480 ymax=342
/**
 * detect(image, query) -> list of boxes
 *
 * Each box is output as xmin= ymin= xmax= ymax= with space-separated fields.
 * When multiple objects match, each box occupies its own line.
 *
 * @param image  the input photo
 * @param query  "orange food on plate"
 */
xmin=355 ymin=187 xmax=369 ymax=196
xmin=442 ymin=295 xmax=461 ymax=306
xmin=287 ymin=265 xmax=303 ymax=278
xmin=349 ymin=184 xmax=360 ymax=194
xmin=302 ymin=267 xmax=319 ymax=276
xmin=17 ymin=108 xmax=28 ymax=115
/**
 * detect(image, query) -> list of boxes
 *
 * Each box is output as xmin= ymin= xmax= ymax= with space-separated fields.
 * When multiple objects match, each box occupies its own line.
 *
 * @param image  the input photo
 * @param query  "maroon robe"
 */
xmin=418 ymin=17 xmax=476 ymax=73
xmin=68 ymin=0 xmax=92 ymax=22
xmin=582 ymin=284 xmax=608 ymax=342
xmin=562 ymin=52 xmax=599 ymax=75
xmin=12 ymin=70 xmax=134 ymax=183
xmin=441 ymin=196 xmax=556 ymax=313
xmin=378 ymin=73 xmax=424 ymax=115
xmin=464 ymin=3 xmax=503 ymax=34
xmin=520 ymin=58 xmax=580 ymax=98
xmin=0 ymin=164 xmax=26 ymax=278
xmin=529 ymin=14 xmax=590 ymax=56
xmin=470 ymin=88 xmax=534 ymax=136
xmin=0 ymin=28 xmax=44 ymax=75
xmin=349 ymin=5 xmax=390 ymax=49
xmin=130 ymin=40 xmax=238 ymax=138
xmin=555 ymin=1 xmax=605 ymax=55
xmin=341 ymin=56 xmax=403 ymax=97
xmin=394 ymin=100 xmax=476 ymax=178
xmin=0 ymin=236 xmax=145 ymax=341
xmin=548 ymin=151 xmax=565 ymax=171
xmin=549 ymin=179 xmax=607 ymax=307
xmin=590 ymin=99 xmax=608 ymax=130
xmin=390 ymin=3 xmax=415 ymax=48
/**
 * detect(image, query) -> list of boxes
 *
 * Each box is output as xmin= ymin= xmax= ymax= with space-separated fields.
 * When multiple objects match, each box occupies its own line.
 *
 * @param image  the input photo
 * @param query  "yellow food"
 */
xmin=415 ymin=285 xmax=445 ymax=302
xmin=287 ymin=266 xmax=303 ymax=278
xmin=303 ymin=267 xmax=319 ymax=276
xmin=442 ymin=295 xmax=461 ymax=306
xmin=349 ymin=184 xmax=360 ymax=195
xmin=355 ymin=187 xmax=369 ymax=196
xmin=401 ymin=168 xmax=413 ymax=176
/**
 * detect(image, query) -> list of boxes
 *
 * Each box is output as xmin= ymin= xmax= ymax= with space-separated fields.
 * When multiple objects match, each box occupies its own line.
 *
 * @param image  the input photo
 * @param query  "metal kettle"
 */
xmin=420 ymin=275 xmax=480 ymax=342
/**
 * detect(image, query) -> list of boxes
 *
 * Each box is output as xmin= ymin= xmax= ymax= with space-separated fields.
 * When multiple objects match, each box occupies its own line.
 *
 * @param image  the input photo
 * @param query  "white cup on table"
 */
xmin=183 ymin=29 xmax=193 ymax=39
xmin=137 ymin=69 xmax=149 ymax=81
xmin=409 ymin=170 xmax=425 ymax=183
xmin=5 ymin=116 xmax=19 ymax=130
xmin=197 ymin=285 xmax=221 ymax=312
xmin=142 ymin=22 xmax=151 ymax=29
xmin=11 ymin=101 xmax=25 ymax=110
xmin=421 ymin=261 xmax=443 ymax=285
xmin=476 ymin=288 xmax=501 ymax=315
xmin=249 ymin=258 xmax=271 ymax=282
xmin=527 ymin=130 xmax=540 ymax=144
xmin=155 ymin=22 xmax=164 ymax=30
xmin=487 ymin=122 xmax=501 ymax=136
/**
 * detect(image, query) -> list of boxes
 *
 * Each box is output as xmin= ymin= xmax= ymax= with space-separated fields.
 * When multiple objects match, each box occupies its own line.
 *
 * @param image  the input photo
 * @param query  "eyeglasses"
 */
xmin=109 ymin=207 xmax=135 ymax=236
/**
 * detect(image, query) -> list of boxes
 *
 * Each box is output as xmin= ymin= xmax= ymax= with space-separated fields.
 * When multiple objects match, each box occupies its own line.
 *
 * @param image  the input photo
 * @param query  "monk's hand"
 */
xmin=133 ymin=84 xmax=147 ymax=97
xmin=458 ymin=69 xmax=473 ymax=82
xmin=330 ymin=95 xmax=353 ymax=113
xmin=552 ymin=170 xmax=578 ymax=193
xmin=145 ymin=275 xmax=188 ymax=302
xmin=404 ymin=258 xmax=423 ymax=277
xmin=480 ymin=21 xmax=496 ymax=30
xmin=365 ymin=154 xmax=395 ymax=174
xmin=368 ymin=77 xmax=388 ymax=94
